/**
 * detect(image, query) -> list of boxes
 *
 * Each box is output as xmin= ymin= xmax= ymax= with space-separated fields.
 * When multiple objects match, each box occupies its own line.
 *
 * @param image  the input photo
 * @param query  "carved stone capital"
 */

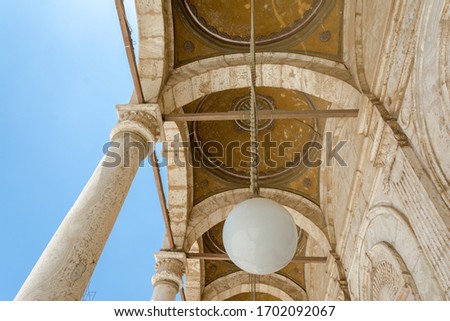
xmin=151 ymin=251 xmax=186 ymax=290
xmin=110 ymin=104 xmax=164 ymax=142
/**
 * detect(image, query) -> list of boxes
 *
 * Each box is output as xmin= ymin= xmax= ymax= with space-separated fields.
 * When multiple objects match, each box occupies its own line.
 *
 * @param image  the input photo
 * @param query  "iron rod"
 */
xmin=186 ymin=253 xmax=328 ymax=263
xmin=163 ymin=109 xmax=359 ymax=122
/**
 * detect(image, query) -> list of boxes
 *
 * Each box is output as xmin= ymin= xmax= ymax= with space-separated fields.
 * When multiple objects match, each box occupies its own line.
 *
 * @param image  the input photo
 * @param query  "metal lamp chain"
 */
xmin=249 ymin=0 xmax=258 ymax=302
xmin=249 ymin=0 xmax=259 ymax=197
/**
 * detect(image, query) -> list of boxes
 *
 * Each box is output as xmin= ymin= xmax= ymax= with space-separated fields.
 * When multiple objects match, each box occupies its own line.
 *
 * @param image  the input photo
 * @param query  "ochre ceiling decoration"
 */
xmin=183 ymin=0 xmax=323 ymax=45
xmin=171 ymin=0 xmax=342 ymax=300
xmin=183 ymin=87 xmax=329 ymax=205
xmin=172 ymin=0 xmax=343 ymax=66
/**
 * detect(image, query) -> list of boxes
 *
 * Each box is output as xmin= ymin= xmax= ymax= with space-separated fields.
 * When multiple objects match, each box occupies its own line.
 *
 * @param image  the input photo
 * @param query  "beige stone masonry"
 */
xmin=202 ymin=271 xmax=307 ymax=301
xmin=160 ymin=59 xmax=365 ymax=115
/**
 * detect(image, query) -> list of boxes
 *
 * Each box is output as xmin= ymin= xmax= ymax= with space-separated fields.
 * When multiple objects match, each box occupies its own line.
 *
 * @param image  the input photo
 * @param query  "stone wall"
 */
xmin=323 ymin=0 xmax=450 ymax=300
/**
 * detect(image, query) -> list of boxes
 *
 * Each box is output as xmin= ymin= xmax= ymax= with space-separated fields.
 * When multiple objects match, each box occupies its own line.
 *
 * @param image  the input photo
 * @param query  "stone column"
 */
xmin=15 ymin=104 xmax=163 ymax=301
xmin=151 ymin=252 xmax=186 ymax=301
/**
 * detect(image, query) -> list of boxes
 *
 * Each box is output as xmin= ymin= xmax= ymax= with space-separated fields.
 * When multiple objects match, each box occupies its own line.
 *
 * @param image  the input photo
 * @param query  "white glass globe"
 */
xmin=222 ymin=197 xmax=298 ymax=275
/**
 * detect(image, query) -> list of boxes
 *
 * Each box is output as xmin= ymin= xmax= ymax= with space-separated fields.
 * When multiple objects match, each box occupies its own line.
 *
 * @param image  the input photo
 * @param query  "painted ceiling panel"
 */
xmin=173 ymin=0 xmax=343 ymax=66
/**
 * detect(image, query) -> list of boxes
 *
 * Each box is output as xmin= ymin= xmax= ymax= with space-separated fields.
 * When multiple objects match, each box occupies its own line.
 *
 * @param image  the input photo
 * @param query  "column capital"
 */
xmin=152 ymin=251 xmax=186 ymax=290
xmin=110 ymin=104 xmax=165 ymax=142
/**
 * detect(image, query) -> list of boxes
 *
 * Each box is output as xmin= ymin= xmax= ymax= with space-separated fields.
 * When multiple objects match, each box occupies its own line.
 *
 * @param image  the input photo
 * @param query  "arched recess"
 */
xmin=413 ymin=0 xmax=450 ymax=207
xmin=202 ymin=271 xmax=308 ymax=301
xmin=353 ymin=205 xmax=447 ymax=300
xmin=183 ymin=188 xmax=330 ymax=253
xmin=160 ymin=60 xmax=364 ymax=115
xmin=353 ymin=0 xmax=422 ymax=113
xmin=353 ymin=0 xmax=404 ymax=98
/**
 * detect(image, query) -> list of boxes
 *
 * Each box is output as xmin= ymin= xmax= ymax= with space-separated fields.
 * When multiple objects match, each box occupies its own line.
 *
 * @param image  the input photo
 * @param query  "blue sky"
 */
xmin=0 ymin=1 xmax=167 ymax=300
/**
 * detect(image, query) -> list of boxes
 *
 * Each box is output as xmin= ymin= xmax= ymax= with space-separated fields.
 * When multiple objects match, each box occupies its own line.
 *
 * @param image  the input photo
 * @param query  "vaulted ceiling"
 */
xmin=166 ymin=0 xmax=346 ymax=299
xmin=173 ymin=0 xmax=344 ymax=66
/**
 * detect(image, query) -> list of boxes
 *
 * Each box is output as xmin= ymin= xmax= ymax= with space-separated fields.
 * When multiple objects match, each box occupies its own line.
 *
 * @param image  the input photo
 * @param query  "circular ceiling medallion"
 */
xmin=320 ymin=30 xmax=331 ymax=42
xmin=232 ymin=93 xmax=275 ymax=131
xmin=192 ymin=88 xmax=320 ymax=184
xmin=183 ymin=40 xmax=195 ymax=52
xmin=182 ymin=0 xmax=325 ymax=46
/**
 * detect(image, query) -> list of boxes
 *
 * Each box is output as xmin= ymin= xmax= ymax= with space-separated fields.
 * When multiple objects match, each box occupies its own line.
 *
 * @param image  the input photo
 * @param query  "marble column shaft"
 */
xmin=15 ymin=104 xmax=162 ymax=300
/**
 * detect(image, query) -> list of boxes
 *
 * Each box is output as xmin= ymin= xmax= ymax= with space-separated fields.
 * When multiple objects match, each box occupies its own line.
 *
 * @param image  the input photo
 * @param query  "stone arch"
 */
xmin=183 ymin=188 xmax=330 ymax=253
xmin=134 ymin=0 xmax=167 ymax=103
xmin=353 ymin=205 xmax=447 ymax=300
xmin=160 ymin=59 xmax=363 ymax=114
xmin=167 ymin=52 xmax=356 ymax=86
xmin=163 ymin=120 xmax=193 ymax=249
xmin=202 ymin=271 xmax=308 ymax=301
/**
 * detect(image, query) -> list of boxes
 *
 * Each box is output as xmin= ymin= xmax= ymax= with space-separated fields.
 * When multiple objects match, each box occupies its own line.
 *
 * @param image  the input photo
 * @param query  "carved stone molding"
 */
xmin=371 ymin=260 xmax=402 ymax=300
xmin=390 ymin=151 xmax=450 ymax=296
xmin=110 ymin=104 xmax=164 ymax=143
xmin=363 ymin=242 xmax=420 ymax=301
xmin=354 ymin=205 xmax=447 ymax=300
xmin=152 ymin=251 xmax=186 ymax=290
xmin=371 ymin=124 xmax=398 ymax=194
xmin=329 ymin=250 xmax=351 ymax=300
